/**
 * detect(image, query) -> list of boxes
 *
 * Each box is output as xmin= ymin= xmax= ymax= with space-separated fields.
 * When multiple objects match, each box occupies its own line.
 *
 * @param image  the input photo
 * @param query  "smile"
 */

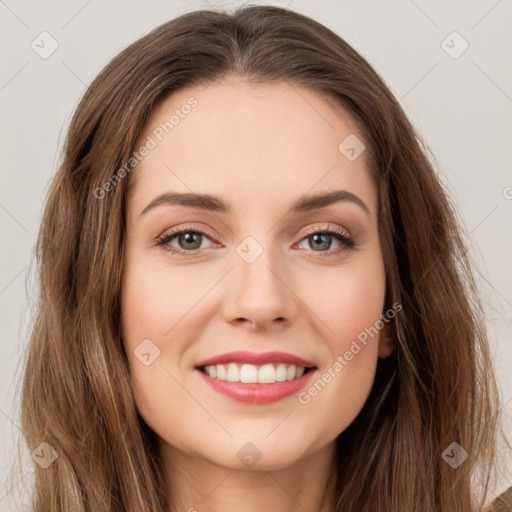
xmin=195 ymin=351 xmax=317 ymax=404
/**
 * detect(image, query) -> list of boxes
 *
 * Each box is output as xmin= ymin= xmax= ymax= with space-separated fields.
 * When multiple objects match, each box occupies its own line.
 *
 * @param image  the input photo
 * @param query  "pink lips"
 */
xmin=195 ymin=350 xmax=317 ymax=405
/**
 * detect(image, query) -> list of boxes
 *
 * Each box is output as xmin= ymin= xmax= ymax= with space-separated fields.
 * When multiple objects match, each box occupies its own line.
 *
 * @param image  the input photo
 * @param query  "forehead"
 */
xmin=127 ymin=77 xmax=376 ymax=216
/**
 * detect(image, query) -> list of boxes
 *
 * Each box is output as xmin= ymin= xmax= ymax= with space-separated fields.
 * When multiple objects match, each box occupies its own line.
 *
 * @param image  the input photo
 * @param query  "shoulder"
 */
xmin=486 ymin=486 xmax=512 ymax=512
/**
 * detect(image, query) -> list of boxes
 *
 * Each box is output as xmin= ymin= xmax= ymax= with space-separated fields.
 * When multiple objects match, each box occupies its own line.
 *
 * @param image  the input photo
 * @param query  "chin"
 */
xmin=195 ymin=431 xmax=323 ymax=472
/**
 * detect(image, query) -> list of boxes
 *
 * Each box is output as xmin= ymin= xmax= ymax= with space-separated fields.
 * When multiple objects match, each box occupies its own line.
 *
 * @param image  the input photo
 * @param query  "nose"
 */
xmin=221 ymin=242 xmax=298 ymax=330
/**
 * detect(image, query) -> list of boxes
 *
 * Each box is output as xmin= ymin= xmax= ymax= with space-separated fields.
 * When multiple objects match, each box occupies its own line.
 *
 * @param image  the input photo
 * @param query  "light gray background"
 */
xmin=1 ymin=0 xmax=511 ymax=508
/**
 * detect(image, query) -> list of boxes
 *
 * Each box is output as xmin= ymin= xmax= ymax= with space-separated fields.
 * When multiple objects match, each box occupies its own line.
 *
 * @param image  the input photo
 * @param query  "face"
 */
xmin=121 ymin=77 xmax=393 ymax=472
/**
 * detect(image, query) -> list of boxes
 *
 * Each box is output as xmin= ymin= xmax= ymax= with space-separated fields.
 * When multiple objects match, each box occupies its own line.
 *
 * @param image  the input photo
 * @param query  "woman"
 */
xmin=20 ymin=5 xmax=507 ymax=511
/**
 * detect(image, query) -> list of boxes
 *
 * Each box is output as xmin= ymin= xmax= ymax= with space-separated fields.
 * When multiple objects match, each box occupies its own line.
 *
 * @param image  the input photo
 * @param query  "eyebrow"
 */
xmin=140 ymin=189 xmax=371 ymax=216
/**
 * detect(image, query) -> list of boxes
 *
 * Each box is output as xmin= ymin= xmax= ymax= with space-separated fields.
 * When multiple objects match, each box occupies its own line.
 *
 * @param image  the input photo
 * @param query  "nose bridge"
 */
xmin=222 ymin=232 xmax=297 ymax=327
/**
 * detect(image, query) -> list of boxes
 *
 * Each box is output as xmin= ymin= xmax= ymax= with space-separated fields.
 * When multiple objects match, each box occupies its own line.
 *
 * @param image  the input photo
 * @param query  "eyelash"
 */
xmin=155 ymin=224 xmax=356 ymax=258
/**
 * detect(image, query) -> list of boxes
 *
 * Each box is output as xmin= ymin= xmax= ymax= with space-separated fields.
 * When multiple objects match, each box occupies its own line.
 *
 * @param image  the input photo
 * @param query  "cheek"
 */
xmin=306 ymin=255 xmax=386 ymax=350
xmin=331 ymin=272 xmax=385 ymax=346
xmin=121 ymin=256 xmax=205 ymax=349
xmin=295 ymin=257 xmax=386 ymax=432
xmin=120 ymin=258 xmax=187 ymax=367
xmin=120 ymin=260 xmax=196 ymax=443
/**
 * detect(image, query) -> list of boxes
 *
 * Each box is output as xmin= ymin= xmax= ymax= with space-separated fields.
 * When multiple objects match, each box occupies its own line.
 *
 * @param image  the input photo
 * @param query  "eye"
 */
xmin=155 ymin=224 xmax=356 ymax=257
xmin=296 ymin=226 xmax=355 ymax=256
xmin=156 ymin=227 xmax=216 ymax=255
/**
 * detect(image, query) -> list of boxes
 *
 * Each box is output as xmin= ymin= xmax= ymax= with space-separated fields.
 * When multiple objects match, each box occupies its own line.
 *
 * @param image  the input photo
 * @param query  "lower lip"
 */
xmin=196 ymin=368 xmax=317 ymax=404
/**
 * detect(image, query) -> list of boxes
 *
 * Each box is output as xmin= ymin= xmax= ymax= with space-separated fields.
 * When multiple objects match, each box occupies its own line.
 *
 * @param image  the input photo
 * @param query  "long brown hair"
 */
xmin=20 ymin=5 xmax=504 ymax=511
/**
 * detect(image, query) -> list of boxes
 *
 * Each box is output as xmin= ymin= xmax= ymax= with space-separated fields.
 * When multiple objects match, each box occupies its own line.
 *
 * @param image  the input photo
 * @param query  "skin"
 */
xmin=121 ymin=76 xmax=394 ymax=512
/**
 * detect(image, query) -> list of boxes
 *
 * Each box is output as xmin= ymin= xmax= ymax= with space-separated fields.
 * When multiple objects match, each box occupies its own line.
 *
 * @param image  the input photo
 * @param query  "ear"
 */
xmin=377 ymin=320 xmax=397 ymax=358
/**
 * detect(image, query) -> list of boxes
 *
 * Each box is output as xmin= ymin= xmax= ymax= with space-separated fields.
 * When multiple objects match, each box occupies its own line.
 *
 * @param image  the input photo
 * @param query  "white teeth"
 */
xmin=216 ymin=364 xmax=226 ymax=380
xmin=202 ymin=363 xmax=308 ymax=383
xmin=258 ymin=363 xmax=275 ymax=384
xmin=226 ymin=362 xmax=239 ymax=382
xmin=240 ymin=364 xmax=258 ymax=383
xmin=286 ymin=364 xmax=297 ymax=380
xmin=275 ymin=363 xmax=287 ymax=382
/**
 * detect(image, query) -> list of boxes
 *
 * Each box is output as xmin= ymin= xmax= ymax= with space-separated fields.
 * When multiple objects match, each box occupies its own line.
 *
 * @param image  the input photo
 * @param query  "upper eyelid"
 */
xmin=159 ymin=224 xmax=218 ymax=242
xmin=300 ymin=223 xmax=351 ymax=238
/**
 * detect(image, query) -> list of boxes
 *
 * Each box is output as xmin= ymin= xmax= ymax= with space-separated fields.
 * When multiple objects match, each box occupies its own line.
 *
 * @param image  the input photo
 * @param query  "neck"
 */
xmin=160 ymin=440 xmax=337 ymax=512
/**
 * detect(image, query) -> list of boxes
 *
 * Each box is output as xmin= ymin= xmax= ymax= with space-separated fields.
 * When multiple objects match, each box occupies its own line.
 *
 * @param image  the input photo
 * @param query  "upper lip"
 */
xmin=195 ymin=351 xmax=316 ymax=368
